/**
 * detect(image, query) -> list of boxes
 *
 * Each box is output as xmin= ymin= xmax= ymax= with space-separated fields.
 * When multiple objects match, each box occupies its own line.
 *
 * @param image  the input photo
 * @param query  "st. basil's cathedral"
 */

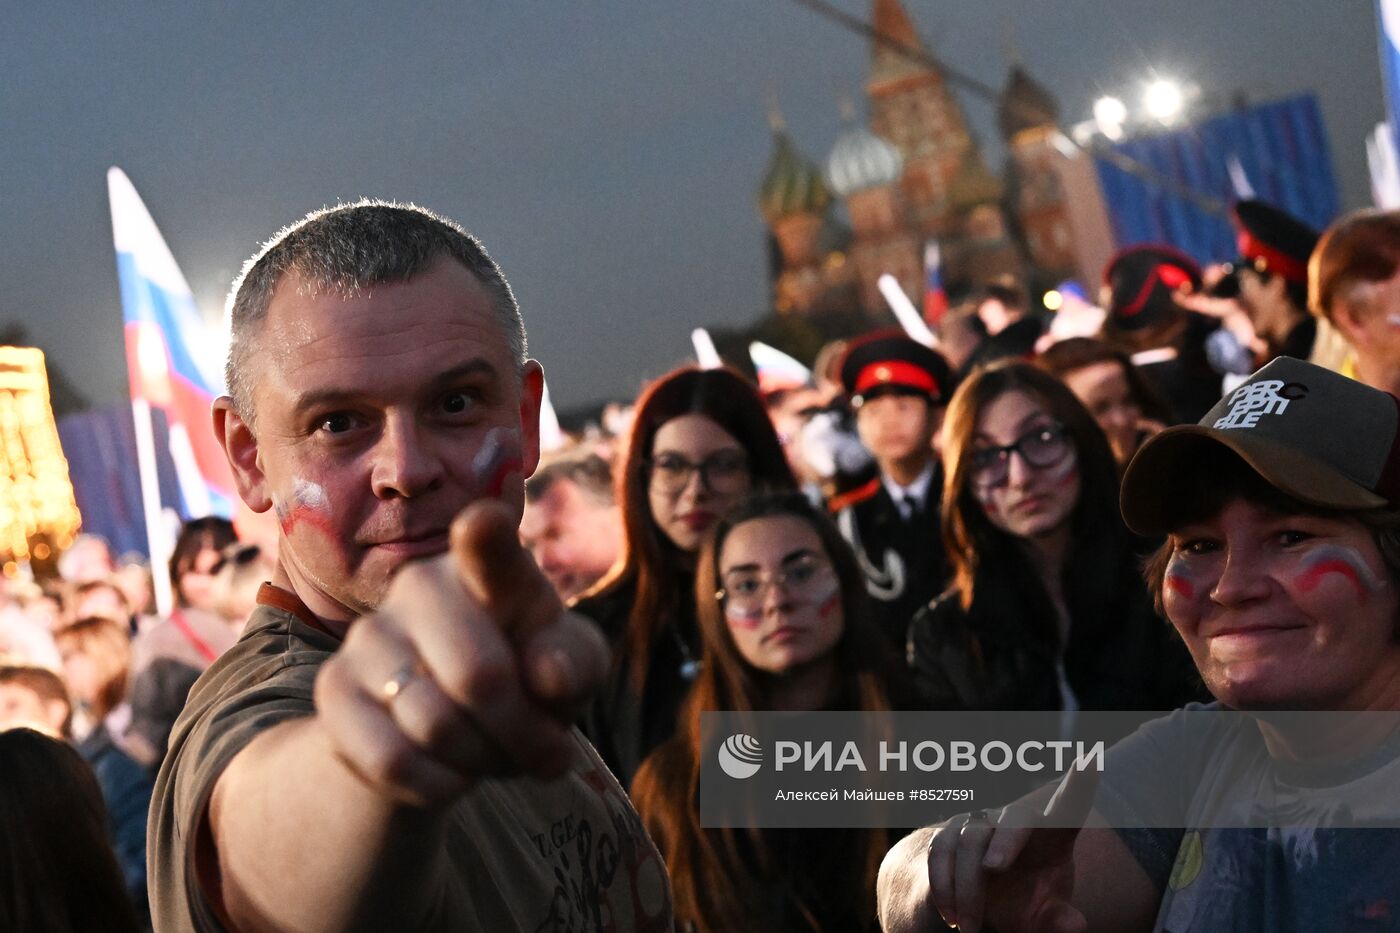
xmin=759 ymin=0 xmax=1116 ymax=320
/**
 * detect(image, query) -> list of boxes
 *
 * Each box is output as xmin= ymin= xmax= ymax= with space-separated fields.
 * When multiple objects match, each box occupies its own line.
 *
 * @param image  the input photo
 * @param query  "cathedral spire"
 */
xmin=766 ymin=84 xmax=786 ymax=134
xmin=997 ymin=65 xmax=1059 ymax=142
xmin=870 ymin=0 xmax=928 ymax=86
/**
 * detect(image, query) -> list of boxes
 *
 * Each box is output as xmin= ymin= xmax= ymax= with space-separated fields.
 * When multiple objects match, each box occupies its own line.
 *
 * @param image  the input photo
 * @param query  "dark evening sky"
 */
xmin=3 ymin=1 xmax=1384 ymax=412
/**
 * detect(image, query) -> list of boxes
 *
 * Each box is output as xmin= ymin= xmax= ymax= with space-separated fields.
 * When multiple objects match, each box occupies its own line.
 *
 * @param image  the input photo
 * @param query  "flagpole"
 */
xmin=878 ymin=274 xmax=939 ymax=348
xmin=132 ymin=398 xmax=174 ymax=616
xmin=691 ymin=328 xmax=724 ymax=369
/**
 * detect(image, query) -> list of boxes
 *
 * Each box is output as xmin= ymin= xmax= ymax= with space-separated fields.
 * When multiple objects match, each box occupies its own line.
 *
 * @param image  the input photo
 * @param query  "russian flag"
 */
xmin=1377 ymin=2 xmax=1400 ymax=206
xmin=748 ymin=341 xmax=812 ymax=396
xmin=107 ymin=167 xmax=235 ymax=520
xmin=923 ymin=240 xmax=948 ymax=326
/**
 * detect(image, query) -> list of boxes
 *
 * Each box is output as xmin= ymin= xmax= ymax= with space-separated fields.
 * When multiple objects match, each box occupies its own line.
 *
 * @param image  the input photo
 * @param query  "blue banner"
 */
xmin=1094 ymin=95 xmax=1340 ymax=265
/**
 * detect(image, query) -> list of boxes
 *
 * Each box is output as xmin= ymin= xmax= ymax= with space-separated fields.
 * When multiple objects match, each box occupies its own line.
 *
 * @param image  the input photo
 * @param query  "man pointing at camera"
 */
xmin=149 ymin=202 xmax=673 ymax=931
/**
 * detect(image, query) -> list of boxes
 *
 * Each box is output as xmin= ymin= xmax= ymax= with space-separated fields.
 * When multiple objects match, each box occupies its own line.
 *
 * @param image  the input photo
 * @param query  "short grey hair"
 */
xmin=224 ymin=200 xmax=527 ymax=419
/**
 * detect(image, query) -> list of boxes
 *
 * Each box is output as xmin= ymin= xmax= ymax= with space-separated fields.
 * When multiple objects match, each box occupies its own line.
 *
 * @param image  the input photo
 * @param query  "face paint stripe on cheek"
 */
xmin=725 ymin=605 xmax=764 ymax=630
xmin=275 ymin=479 xmax=338 ymax=538
xmin=812 ymin=578 xmax=842 ymax=618
xmin=1035 ymin=444 xmax=1079 ymax=489
xmin=1163 ymin=552 xmax=1203 ymax=605
xmin=1051 ymin=461 xmax=1079 ymax=489
xmin=1293 ymin=545 xmax=1386 ymax=599
xmin=472 ymin=427 xmax=524 ymax=499
xmin=1165 ymin=572 xmax=1195 ymax=601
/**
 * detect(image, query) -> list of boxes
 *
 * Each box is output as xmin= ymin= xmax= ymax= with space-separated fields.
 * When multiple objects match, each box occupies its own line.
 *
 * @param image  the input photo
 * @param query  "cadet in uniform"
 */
xmin=1229 ymin=198 xmax=1321 ymax=362
xmin=829 ymin=332 xmax=952 ymax=650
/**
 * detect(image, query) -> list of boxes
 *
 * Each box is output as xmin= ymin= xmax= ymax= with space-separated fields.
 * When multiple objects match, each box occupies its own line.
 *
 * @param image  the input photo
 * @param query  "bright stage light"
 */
xmin=1143 ymin=80 xmax=1184 ymax=123
xmin=1093 ymin=96 xmax=1127 ymax=128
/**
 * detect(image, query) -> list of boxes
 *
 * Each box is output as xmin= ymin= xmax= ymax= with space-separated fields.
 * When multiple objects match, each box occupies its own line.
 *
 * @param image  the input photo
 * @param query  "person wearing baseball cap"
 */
xmin=1100 ymin=244 xmax=1226 ymax=423
xmin=877 ymin=354 xmax=1400 ymax=931
xmin=830 ymin=331 xmax=953 ymax=649
xmin=1121 ymin=355 xmax=1400 ymax=534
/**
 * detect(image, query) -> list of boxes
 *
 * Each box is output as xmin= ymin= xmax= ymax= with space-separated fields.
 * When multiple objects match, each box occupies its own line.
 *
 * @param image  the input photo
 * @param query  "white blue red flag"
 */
xmin=107 ymin=167 xmax=235 ymax=519
xmin=923 ymin=240 xmax=948 ymax=326
xmin=1377 ymin=2 xmax=1400 ymax=207
xmin=1381 ymin=2 xmax=1400 ymax=152
xmin=748 ymin=341 xmax=812 ymax=395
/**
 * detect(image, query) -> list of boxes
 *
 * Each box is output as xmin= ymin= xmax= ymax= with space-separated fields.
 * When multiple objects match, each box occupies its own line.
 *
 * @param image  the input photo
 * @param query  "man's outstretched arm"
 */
xmin=200 ymin=502 xmax=610 ymax=931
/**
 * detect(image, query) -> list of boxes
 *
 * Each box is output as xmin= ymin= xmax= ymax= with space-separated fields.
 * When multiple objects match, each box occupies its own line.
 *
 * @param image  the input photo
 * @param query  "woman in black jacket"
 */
xmin=908 ymin=360 xmax=1202 ymax=713
xmin=574 ymin=367 xmax=795 ymax=785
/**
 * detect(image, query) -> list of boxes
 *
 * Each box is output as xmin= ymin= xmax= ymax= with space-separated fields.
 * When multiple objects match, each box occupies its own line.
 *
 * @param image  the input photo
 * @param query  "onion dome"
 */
xmin=826 ymin=124 xmax=904 ymax=196
xmin=997 ymin=65 xmax=1059 ymax=142
xmin=759 ymin=129 xmax=832 ymax=224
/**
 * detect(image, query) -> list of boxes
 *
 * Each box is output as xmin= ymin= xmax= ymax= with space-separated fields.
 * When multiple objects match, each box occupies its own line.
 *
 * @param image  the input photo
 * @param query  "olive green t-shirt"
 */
xmin=148 ymin=586 xmax=673 ymax=931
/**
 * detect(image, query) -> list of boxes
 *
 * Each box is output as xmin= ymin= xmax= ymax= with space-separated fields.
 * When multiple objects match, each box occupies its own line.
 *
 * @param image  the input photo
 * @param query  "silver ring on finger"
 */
xmin=381 ymin=660 xmax=422 ymax=705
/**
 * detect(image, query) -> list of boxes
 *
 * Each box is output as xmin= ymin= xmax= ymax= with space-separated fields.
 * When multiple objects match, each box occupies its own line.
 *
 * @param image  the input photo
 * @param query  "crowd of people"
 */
xmin=0 ymin=519 xmax=273 ymax=927
xmin=1 ymin=194 xmax=1399 ymax=930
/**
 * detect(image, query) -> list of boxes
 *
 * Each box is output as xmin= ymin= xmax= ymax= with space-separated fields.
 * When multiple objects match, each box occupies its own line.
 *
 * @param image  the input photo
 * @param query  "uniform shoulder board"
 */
xmin=827 ymin=478 xmax=880 ymax=513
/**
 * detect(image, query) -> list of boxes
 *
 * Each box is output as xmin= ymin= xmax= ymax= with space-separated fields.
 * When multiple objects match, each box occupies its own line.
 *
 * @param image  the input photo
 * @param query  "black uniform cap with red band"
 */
xmin=1232 ymin=199 xmax=1319 ymax=286
xmin=1104 ymin=244 xmax=1203 ymax=332
xmin=839 ymin=330 xmax=953 ymax=407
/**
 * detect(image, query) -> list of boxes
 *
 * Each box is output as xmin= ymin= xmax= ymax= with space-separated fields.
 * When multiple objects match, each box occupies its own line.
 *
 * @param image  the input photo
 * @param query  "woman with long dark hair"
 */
xmin=908 ymin=360 xmax=1201 ymax=712
xmin=631 ymin=492 xmax=900 ymax=932
xmin=575 ymin=366 xmax=796 ymax=784
xmin=0 ymin=728 xmax=143 ymax=932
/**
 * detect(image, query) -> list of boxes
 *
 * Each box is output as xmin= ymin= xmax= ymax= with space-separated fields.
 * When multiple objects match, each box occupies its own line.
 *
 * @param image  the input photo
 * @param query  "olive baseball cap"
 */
xmin=1121 ymin=357 xmax=1400 ymax=536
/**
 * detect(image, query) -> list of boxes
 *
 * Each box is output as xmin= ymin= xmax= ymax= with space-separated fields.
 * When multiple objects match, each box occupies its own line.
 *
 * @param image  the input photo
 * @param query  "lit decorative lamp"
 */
xmin=0 ymin=347 xmax=82 ymax=576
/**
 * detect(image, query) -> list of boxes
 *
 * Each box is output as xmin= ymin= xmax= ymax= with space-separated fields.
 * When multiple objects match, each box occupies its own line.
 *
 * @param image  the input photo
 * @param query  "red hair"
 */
xmin=586 ymin=366 xmax=795 ymax=690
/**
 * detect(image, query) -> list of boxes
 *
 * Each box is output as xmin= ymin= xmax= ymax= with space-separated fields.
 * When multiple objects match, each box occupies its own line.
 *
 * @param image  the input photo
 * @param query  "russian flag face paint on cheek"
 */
xmin=1045 ymin=453 xmax=1078 ymax=489
xmin=1292 ymin=545 xmax=1387 ymax=601
xmin=1163 ymin=555 xmax=1203 ymax=605
xmin=1165 ymin=572 xmax=1196 ymax=601
xmin=274 ymin=478 xmax=336 ymax=538
xmin=472 ymin=427 xmax=525 ymax=499
xmin=725 ymin=605 xmax=764 ymax=630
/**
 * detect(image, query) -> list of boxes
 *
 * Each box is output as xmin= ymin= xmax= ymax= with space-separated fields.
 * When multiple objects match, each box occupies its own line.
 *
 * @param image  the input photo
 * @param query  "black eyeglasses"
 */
xmin=210 ymin=544 xmax=261 ymax=576
xmin=968 ymin=423 xmax=1072 ymax=487
xmin=646 ymin=451 xmax=751 ymax=495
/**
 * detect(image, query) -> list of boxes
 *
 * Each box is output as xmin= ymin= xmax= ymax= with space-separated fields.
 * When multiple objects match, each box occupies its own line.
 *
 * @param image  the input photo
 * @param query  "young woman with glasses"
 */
xmin=907 ymin=360 xmax=1201 ymax=713
xmin=574 ymin=366 xmax=796 ymax=785
xmin=630 ymin=492 xmax=903 ymax=932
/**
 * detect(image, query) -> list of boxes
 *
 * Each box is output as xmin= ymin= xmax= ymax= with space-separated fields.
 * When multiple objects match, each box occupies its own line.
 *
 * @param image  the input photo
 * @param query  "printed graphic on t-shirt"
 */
xmin=529 ymin=761 xmax=671 ymax=932
xmin=1158 ymin=827 xmax=1400 ymax=932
